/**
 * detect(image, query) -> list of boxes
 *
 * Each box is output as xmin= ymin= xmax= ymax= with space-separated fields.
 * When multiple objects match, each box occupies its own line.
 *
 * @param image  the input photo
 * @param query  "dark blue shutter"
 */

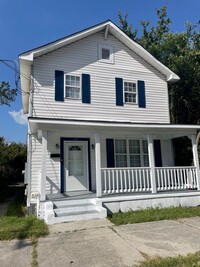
xmin=138 ymin=80 xmax=146 ymax=108
xmin=154 ymin=140 xmax=162 ymax=167
xmin=82 ymin=74 xmax=90 ymax=103
xmin=106 ymin=139 xmax=115 ymax=167
xmin=115 ymin=77 xmax=123 ymax=106
xmin=55 ymin=70 xmax=64 ymax=101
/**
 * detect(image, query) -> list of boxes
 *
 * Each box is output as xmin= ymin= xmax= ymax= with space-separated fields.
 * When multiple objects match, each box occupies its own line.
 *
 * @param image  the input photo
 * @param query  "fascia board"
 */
xmin=28 ymin=118 xmax=200 ymax=131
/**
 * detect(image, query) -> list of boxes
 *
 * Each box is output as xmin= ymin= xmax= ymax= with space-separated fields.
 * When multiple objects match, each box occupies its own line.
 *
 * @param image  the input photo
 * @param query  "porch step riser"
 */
xmin=53 ymin=198 xmax=96 ymax=207
xmin=54 ymin=202 xmax=95 ymax=209
xmin=55 ymin=209 xmax=99 ymax=217
xmin=48 ymin=211 xmax=107 ymax=224
xmin=54 ymin=205 xmax=97 ymax=215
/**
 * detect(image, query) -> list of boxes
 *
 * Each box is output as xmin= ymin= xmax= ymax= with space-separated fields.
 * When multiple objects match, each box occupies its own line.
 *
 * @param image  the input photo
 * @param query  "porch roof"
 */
xmin=29 ymin=117 xmax=200 ymax=139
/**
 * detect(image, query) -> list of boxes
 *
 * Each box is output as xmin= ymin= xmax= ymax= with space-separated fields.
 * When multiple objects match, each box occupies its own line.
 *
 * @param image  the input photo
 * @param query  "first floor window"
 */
xmin=65 ymin=75 xmax=80 ymax=99
xmin=115 ymin=139 xmax=149 ymax=167
xmin=124 ymin=81 xmax=137 ymax=104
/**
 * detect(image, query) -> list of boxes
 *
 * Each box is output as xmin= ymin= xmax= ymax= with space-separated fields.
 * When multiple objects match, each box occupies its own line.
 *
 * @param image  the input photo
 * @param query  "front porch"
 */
xmin=27 ymin=118 xmax=200 ymax=223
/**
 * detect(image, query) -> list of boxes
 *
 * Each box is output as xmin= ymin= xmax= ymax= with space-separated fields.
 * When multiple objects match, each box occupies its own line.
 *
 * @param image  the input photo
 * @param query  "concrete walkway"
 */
xmin=1 ymin=217 xmax=200 ymax=267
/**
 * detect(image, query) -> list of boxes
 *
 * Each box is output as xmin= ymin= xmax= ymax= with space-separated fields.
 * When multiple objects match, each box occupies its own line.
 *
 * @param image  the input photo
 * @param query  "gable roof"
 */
xmin=19 ymin=20 xmax=180 ymax=113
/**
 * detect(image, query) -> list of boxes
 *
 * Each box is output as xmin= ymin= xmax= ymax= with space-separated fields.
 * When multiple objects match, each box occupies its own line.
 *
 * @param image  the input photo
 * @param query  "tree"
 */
xmin=0 ymin=137 xmax=27 ymax=186
xmin=118 ymin=5 xmax=200 ymax=125
xmin=0 ymin=81 xmax=17 ymax=106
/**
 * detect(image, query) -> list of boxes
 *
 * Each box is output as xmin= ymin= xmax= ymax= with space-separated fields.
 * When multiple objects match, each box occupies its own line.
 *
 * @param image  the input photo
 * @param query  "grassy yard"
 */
xmin=139 ymin=252 xmax=200 ymax=267
xmin=109 ymin=206 xmax=200 ymax=225
xmin=0 ymin=190 xmax=49 ymax=240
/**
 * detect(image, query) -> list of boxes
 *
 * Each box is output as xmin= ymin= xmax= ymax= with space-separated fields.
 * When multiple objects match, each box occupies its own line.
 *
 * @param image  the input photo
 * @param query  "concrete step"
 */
xmin=50 ymin=209 xmax=107 ymax=224
xmin=45 ymin=198 xmax=107 ymax=224
xmin=54 ymin=203 xmax=96 ymax=215
xmin=53 ymin=198 xmax=96 ymax=207
xmin=54 ymin=209 xmax=99 ymax=217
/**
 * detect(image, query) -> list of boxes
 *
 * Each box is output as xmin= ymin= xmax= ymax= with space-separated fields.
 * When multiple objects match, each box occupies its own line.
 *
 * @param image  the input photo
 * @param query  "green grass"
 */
xmin=109 ymin=206 xmax=200 ymax=225
xmin=6 ymin=190 xmax=27 ymax=217
xmin=139 ymin=252 xmax=200 ymax=267
xmin=0 ymin=215 xmax=49 ymax=240
xmin=0 ymin=190 xmax=49 ymax=240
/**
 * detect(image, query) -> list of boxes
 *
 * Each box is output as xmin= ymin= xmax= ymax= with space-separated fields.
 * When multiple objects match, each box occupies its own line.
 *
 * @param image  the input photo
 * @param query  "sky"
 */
xmin=0 ymin=0 xmax=200 ymax=144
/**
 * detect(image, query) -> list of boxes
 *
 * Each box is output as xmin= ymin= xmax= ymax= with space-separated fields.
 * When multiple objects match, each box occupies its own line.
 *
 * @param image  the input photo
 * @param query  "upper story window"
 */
xmin=98 ymin=44 xmax=114 ymax=64
xmin=65 ymin=75 xmax=81 ymax=99
xmin=124 ymin=81 xmax=137 ymax=104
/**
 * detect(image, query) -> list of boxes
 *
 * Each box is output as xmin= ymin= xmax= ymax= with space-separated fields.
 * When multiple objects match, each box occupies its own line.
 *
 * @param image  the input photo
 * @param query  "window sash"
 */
xmin=65 ymin=75 xmax=81 ymax=99
xmin=114 ymin=139 xmax=149 ymax=168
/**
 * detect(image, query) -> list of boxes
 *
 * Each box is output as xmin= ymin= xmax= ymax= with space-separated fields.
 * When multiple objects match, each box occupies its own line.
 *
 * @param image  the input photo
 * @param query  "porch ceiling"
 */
xmin=28 ymin=117 xmax=200 ymax=140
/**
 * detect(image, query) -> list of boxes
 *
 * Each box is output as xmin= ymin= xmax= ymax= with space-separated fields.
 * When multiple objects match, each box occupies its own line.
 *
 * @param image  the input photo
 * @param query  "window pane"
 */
xmin=130 ymin=155 xmax=141 ymax=167
xmin=115 ymin=140 xmax=126 ymax=153
xmin=142 ymin=140 xmax=148 ymax=154
xmin=66 ymin=87 xmax=80 ymax=98
xmin=115 ymin=155 xmax=127 ymax=167
xmin=143 ymin=155 xmax=149 ymax=167
xmin=66 ymin=75 xmax=80 ymax=87
xmin=102 ymin=48 xmax=110 ymax=60
xmin=125 ymin=93 xmax=136 ymax=103
xmin=124 ymin=82 xmax=136 ymax=92
xmin=129 ymin=140 xmax=140 ymax=154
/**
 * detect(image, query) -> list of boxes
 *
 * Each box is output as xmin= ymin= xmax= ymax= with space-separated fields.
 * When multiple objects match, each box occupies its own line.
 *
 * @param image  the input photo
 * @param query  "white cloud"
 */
xmin=9 ymin=109 xmax=28 ymax=125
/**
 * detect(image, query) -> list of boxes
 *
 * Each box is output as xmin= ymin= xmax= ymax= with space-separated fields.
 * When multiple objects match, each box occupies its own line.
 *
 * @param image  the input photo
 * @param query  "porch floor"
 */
xmin=46 ymin=189 xmax=200 ymax=202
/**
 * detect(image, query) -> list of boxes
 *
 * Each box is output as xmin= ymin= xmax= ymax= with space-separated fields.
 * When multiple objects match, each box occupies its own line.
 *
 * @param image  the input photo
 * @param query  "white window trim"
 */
xmin=98 ymin=44 xmax=114 ymax=64
xmin=114 ymin=139 xmax=149 ymax=167
xmin=64 ymin=74 xmax=82 ymax=100
xmin=123 ymin=80 xmax=138 ymax=105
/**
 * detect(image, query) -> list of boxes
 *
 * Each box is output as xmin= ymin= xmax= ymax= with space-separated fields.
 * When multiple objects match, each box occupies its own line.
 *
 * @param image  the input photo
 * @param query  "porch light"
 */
xmin=91 ymin=144 xmax=95 ymax=150
xmin=55 ymin=143 xmax=59 ymax=149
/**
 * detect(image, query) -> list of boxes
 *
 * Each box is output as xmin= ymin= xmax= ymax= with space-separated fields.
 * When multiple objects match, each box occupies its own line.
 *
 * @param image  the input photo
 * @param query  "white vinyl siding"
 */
xmin=32 ymin=31 xmax=170 ymax=123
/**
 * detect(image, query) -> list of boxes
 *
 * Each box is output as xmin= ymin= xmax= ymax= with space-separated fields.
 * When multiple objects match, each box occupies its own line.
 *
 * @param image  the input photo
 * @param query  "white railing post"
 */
xmin=147 ymin=134 xmax=157 ymax=193
xmin=40 ymin=130 xmax=47 ymax=201
xmin=95 ymin=133 xmax=102 ymax=197
xmin=191 ymin=134 xmax=200 ymax=190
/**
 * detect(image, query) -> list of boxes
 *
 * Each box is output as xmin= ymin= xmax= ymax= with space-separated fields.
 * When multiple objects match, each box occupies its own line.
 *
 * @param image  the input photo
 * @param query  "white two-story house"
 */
xmin=20 ymin=20 xmax=200 ymax=224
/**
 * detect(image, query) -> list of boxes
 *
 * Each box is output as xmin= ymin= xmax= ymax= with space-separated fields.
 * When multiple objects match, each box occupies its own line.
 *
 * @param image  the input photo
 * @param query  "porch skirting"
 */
xmin=101 ymin=191 xmax=200 ymax=215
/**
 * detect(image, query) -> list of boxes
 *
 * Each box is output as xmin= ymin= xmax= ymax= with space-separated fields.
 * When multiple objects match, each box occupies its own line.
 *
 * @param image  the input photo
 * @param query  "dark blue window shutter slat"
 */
xmin=55 ymin=70 xmax=64 ymax=101
xmin=115 ymin=77 xmax=123 ymax=106
xmin=154 ymin=140 xmax=162 ymax=167
xmin=138 ymin=80 xmax=146 ymax=108
xmin=106 ymin=139 xmax=115 ymax=167
xmin=82 ymin=74 xmax=90 ymax=103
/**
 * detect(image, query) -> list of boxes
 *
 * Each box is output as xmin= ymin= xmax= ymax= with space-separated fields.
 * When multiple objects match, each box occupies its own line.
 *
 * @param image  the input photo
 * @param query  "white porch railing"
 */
xmin=155 ymin=167 xmax=197 ymax=191
xmin=101 ymin=167 xmax=151 ymax=194
xmin=101 ymin=166 xmax=197 ymax=195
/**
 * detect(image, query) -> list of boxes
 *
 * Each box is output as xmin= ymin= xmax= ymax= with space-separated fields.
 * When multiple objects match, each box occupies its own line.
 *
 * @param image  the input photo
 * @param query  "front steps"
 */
xmin=44 ymin=198 xmax=107 ymax=224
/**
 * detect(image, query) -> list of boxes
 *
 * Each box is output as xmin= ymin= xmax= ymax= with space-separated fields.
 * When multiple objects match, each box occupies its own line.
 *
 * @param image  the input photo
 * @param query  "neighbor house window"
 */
xmin=124 ymin=81 xmax=137 ymax=104
xmin=65 ymin=75 xmax=81 ymax=99
xmin=98 ymin=44 xmax=114 ymax=63
xmin=115 ymin=139 xmax=149 ymax=167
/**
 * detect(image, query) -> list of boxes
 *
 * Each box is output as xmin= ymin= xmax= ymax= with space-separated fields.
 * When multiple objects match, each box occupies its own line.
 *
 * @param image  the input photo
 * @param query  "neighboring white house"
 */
xmin=20 ymin=20 xmax=200 ymax=224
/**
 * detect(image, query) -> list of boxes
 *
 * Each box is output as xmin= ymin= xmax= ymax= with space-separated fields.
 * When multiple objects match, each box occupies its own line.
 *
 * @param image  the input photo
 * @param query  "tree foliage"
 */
xmin=0 ymin=81 xmax=17 ymax=106
xmin=0 ymin=137 xmax=27 ymax=186
xmin=118 ymin=5 xmax=200 ymax=125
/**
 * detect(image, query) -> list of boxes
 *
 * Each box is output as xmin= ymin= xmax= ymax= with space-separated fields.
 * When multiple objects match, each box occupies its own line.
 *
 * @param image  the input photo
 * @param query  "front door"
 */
xmin=64 ymin=141 xmax=88 ymax=192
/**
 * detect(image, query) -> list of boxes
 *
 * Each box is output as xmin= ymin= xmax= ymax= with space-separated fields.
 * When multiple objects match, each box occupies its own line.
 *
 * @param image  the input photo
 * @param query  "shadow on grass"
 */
xmin=0 ymin=189 xmax=49 ymax=241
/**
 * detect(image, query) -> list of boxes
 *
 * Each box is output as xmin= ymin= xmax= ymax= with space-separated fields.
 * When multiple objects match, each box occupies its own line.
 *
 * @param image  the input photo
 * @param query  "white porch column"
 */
xmin=147 ymin=134 xmax=157 ymax=194
xmin=95 ymin=133 xmax=102 ymax=197
xmin=191 ymin=134 xmax=200 ymax=190
xmin=40 ymin=130 xmax=47 ymax=201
